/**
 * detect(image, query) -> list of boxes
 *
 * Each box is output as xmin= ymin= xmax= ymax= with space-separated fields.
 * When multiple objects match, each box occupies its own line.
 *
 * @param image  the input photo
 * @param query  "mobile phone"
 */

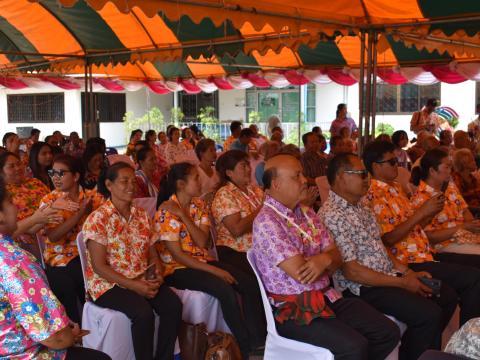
xmin=419 ymin=277 xmax=442 ymax=296
xmin=440 ymin=181 xmax=449 ymax=193
xmin=145 ymin=264 xmax=157 ymax=280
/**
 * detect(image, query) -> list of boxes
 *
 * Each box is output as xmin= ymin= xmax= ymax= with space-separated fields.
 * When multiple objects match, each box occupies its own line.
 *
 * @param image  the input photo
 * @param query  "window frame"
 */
xmin=374 ymin=83 xmax=441 ymax=115
xmin=7 ymin=92 xmax=65 ymax=124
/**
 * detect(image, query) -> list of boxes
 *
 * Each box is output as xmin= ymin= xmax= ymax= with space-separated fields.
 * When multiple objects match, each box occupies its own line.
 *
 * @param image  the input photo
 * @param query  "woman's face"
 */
xmin=431 ymin=157 xmax=452 ymax=184
xmin=339 ymin=106 xmax=347 ymax=118
xmin=184 ymin=129 xmax=192 ymax=139
xmin=172 ymin=130 xmax=180 ymax=143
xmin=51 ymin=162 xmax=78 ymax=191
xmin=38 ymin=145 xmax=53 ymax=168
xmin=462 ymin=152 xmax=477 ymax=173
xmin=2 ymin=155 xmax=24 ymax=184
xmin=227 ymin=159 xmax=251 ymax=187
xmin=133 ymin=131 xmax=143 ymax=143
xmin=140 ymin=150 xmax=157 ymax=173
xmin=158 ymin=132 xmax=167 ymax=144
xmin=399 ymin=135 xmax=408 ymax=148
xmin=5 ymin=135 xmax=20 ymax=152
xmin=201 ymin=145 xmax=217 ymax=163
xmin=107 ymin=167 xmax=137 ymax=203
xmin=88 ymin=153 xmax=104 ymax=172
xmin=181 ymin=167 xmax=201 ymax=198
xmin=147 ymin=132 xmax=156 ymax=144
xmin=0 ymin=195 xmax=18 ymax=235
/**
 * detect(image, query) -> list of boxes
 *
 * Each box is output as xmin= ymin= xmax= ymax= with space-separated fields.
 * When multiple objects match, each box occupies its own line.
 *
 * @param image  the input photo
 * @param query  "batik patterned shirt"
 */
xmin=364 ymin=179 xmax=434 ymax=265
xmin=212 ymin=182 xmax=263 ymax=252
xmin=82 ymin=200 xmax=153 ymax=301
xmin=40 ymin=188 xmax=104 ymax=267
xmin=411 ymin=181 xmax=469 ymax=250
xmin=0 ymin=234 xmax=69 ymax=360
xmin=252 ymin=195 xmax=333 ymax=295
xmin=319 ymin=191 xmax=397 ymax=295
xmin=7 ymin=178 xmax=49 ymax=245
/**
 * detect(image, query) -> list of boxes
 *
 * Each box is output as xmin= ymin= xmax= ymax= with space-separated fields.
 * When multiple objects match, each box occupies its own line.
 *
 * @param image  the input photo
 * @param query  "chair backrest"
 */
xmin=36 ymin=234 xmax=47 ymax=269
xmin=133 ymin=197 xmax=157 ymax=218
xmin=246 ymin=250 xmax=278 ymax=335
xmin=75 ymin=232 xmax=89 ymax=294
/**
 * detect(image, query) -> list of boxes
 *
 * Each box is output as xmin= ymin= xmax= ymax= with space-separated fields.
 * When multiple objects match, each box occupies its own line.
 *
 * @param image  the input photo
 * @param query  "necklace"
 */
xmin=264 ymin=202 xmax=318 ymax=244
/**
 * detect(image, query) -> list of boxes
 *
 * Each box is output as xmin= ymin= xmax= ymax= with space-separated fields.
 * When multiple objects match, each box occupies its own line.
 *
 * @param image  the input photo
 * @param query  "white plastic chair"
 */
xmin=246 ymin=251 xmax=334 ymax=360
xmin=77 ymin=232 xmax=153 ymax=360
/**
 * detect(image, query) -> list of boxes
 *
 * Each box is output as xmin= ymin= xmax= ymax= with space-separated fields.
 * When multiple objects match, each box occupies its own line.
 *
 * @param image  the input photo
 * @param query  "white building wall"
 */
xmin=0 ymin=88 xmax=83 ymax=142
xmin=105 ymin=89 xmax=173 ymax=147
xmin=218 ymin=89 xmax=245 ymax=123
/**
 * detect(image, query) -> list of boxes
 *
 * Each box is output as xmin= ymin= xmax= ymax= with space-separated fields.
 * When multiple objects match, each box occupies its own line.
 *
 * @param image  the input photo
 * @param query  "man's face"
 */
xmin=373 ymin=151 xmax=398 ymax=181
xmin=337 ymin=156 xmax=370 ymax=198
xmin=305 ymin=134 xmax=320 ymax=153
xmin=275 ymin=157 xmax=308 ymax=205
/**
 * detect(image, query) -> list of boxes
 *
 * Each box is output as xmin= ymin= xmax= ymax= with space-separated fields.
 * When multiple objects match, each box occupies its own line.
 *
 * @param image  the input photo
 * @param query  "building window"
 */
xmin=375 ymin=83 xmax=440 ymax=114
xmin=7 ymin=93 xmax=65 ymax=123
xmin=81 ymin=93 xmax=126 ymax=123
xmin=178 ymin=91 xmax=219 ymax=122
xmin=245 ymin=86 xmax=303 ymax=123
xmin=306 ymin=83 xmax=316 ymax=122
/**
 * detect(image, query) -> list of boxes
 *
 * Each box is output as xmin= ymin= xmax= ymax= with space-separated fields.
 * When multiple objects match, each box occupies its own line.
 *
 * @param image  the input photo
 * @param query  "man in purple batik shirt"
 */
xmin=251 ymin=154 xmax=399 ymax=360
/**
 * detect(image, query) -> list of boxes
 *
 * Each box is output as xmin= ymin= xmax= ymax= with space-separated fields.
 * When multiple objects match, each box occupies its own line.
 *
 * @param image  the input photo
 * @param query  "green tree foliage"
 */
xmin=198 ymin=106 xmax=221 ymax=143
xmin=375 ymin=122 xmax=395 ymax=137
xmin=123 ymin=107 xmax=164 ymax=142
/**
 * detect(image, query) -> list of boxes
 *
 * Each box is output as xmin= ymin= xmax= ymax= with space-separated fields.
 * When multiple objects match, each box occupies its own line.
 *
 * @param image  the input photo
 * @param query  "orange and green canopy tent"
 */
xmin=0 ymin=0 xmax=478 ymax=82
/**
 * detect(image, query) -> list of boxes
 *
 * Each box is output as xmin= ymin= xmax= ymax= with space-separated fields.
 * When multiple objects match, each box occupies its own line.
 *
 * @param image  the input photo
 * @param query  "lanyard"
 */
xmin=236 ymin=184 xmax=262 ymax=209
xmin=264 ymin=202 xmax=316 ymax=243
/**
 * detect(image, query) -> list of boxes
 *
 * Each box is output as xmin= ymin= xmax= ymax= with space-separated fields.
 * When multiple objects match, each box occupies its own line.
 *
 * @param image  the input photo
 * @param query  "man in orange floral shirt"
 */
xmin=363 ymin=140 xmax=480 ymax=326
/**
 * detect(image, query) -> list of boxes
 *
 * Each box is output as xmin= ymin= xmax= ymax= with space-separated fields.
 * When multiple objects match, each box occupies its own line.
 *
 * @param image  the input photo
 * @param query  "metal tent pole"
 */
xmin=83 ymin=61 xmax=89 ymax=140
xmin=364 ymin=30 xmax=373 ymax=145
xmin=358 ymin=31 xmax=366 ymax=152
xmin=371 ymin=32 xmax=378 ymax=142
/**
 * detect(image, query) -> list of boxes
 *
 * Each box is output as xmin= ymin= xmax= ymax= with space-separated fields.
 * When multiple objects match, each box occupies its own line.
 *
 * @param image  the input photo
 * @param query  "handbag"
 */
xmin=179 ymin=322 xmax=208 ymax=360
xmin=178 ymin=321 xmax=242 ymax=360
xmin=205 ymin=331 xmax=242 ymax=360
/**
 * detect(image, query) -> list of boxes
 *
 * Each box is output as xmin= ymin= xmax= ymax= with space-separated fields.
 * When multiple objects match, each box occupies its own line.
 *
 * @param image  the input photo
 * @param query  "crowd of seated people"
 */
xmin=2 ymin=112 xmax=480 ymax=360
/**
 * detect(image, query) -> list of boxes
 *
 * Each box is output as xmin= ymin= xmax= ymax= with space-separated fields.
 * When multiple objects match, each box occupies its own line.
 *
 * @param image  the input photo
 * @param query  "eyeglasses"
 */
xmin=48 ymin=169 xmax=71 ymax=178
xmin=375 ymin=158 xmax=398 ymax=166
xmin=343 ymin=169 xmax=369 ymax=179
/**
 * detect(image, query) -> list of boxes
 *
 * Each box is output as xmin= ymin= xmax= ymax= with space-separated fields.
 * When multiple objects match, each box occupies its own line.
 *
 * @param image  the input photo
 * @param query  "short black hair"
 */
xmin=262 ymin=167 xmax=277 ymax=190
xmin=426 ymin=98 xmax=438 ymax=107
xmin=330 ymin=135 xmax=343 ymax=148
xmin=302 ymin=132 xmax=315 ymax=146
xmin=391 ymin=130 xmax=408 ymax=147
xmin=230 ymin=121 xmax=242 ymax=133
xmin=326 ymin=153 xmax=357 ymax=186
xmin=362 ymin=140 xmax=395 ymax=174
xmin=195 ymin=138 xmax=215 ymax=160
xmin=31 ymin=128 xmax=40 ymax=137
xmin=239 ymin=128 xmax=253 ymax=138
xmin=215 ymin=150 xmax=249 ymax=185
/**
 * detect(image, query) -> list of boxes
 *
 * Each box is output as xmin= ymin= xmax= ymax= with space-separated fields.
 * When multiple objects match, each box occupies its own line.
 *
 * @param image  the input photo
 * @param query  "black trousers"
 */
xmin=46 ymin=257 xmax=85 ymax=324
xmin=409 ymin=261 xmax=480 ymax=325
xmin=275 ymin=297 xmax=400 ymax=360
xmin=344 ymin=285 xmax=458 ymax=360
xmin=94 ymin=285 xmax=182 ymax=360
xmin=216 ymin=246 xmax=256 ymax=278
xmin=164 ymin=261 xmax=266 ymax=359
xmin=434 ymin=252 xmax=480 ymax=270
xmin=216 ymin=246 xmax=267 ymax=345
xmin=66 ymin=347 xmax=111 ymax=360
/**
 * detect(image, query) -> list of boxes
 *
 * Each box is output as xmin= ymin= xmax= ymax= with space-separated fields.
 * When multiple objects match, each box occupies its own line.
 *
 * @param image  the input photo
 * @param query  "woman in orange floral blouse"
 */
xmin=0 ymin=152 xmax=61 ymax=260
xmin=83 ymin=162 xmax=182 ymax=360
xmin=40 ymin=154 xmax=104 ymax=324
xmin=153 ymin=162 xmax=265 ymax=358
xmin=411 ymin=149 xmax=480 ymax=265
xmin=452 ymin=149 xmax=480 ymax=217
xmin=212 ymin=150 xmax=264 ymax=275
